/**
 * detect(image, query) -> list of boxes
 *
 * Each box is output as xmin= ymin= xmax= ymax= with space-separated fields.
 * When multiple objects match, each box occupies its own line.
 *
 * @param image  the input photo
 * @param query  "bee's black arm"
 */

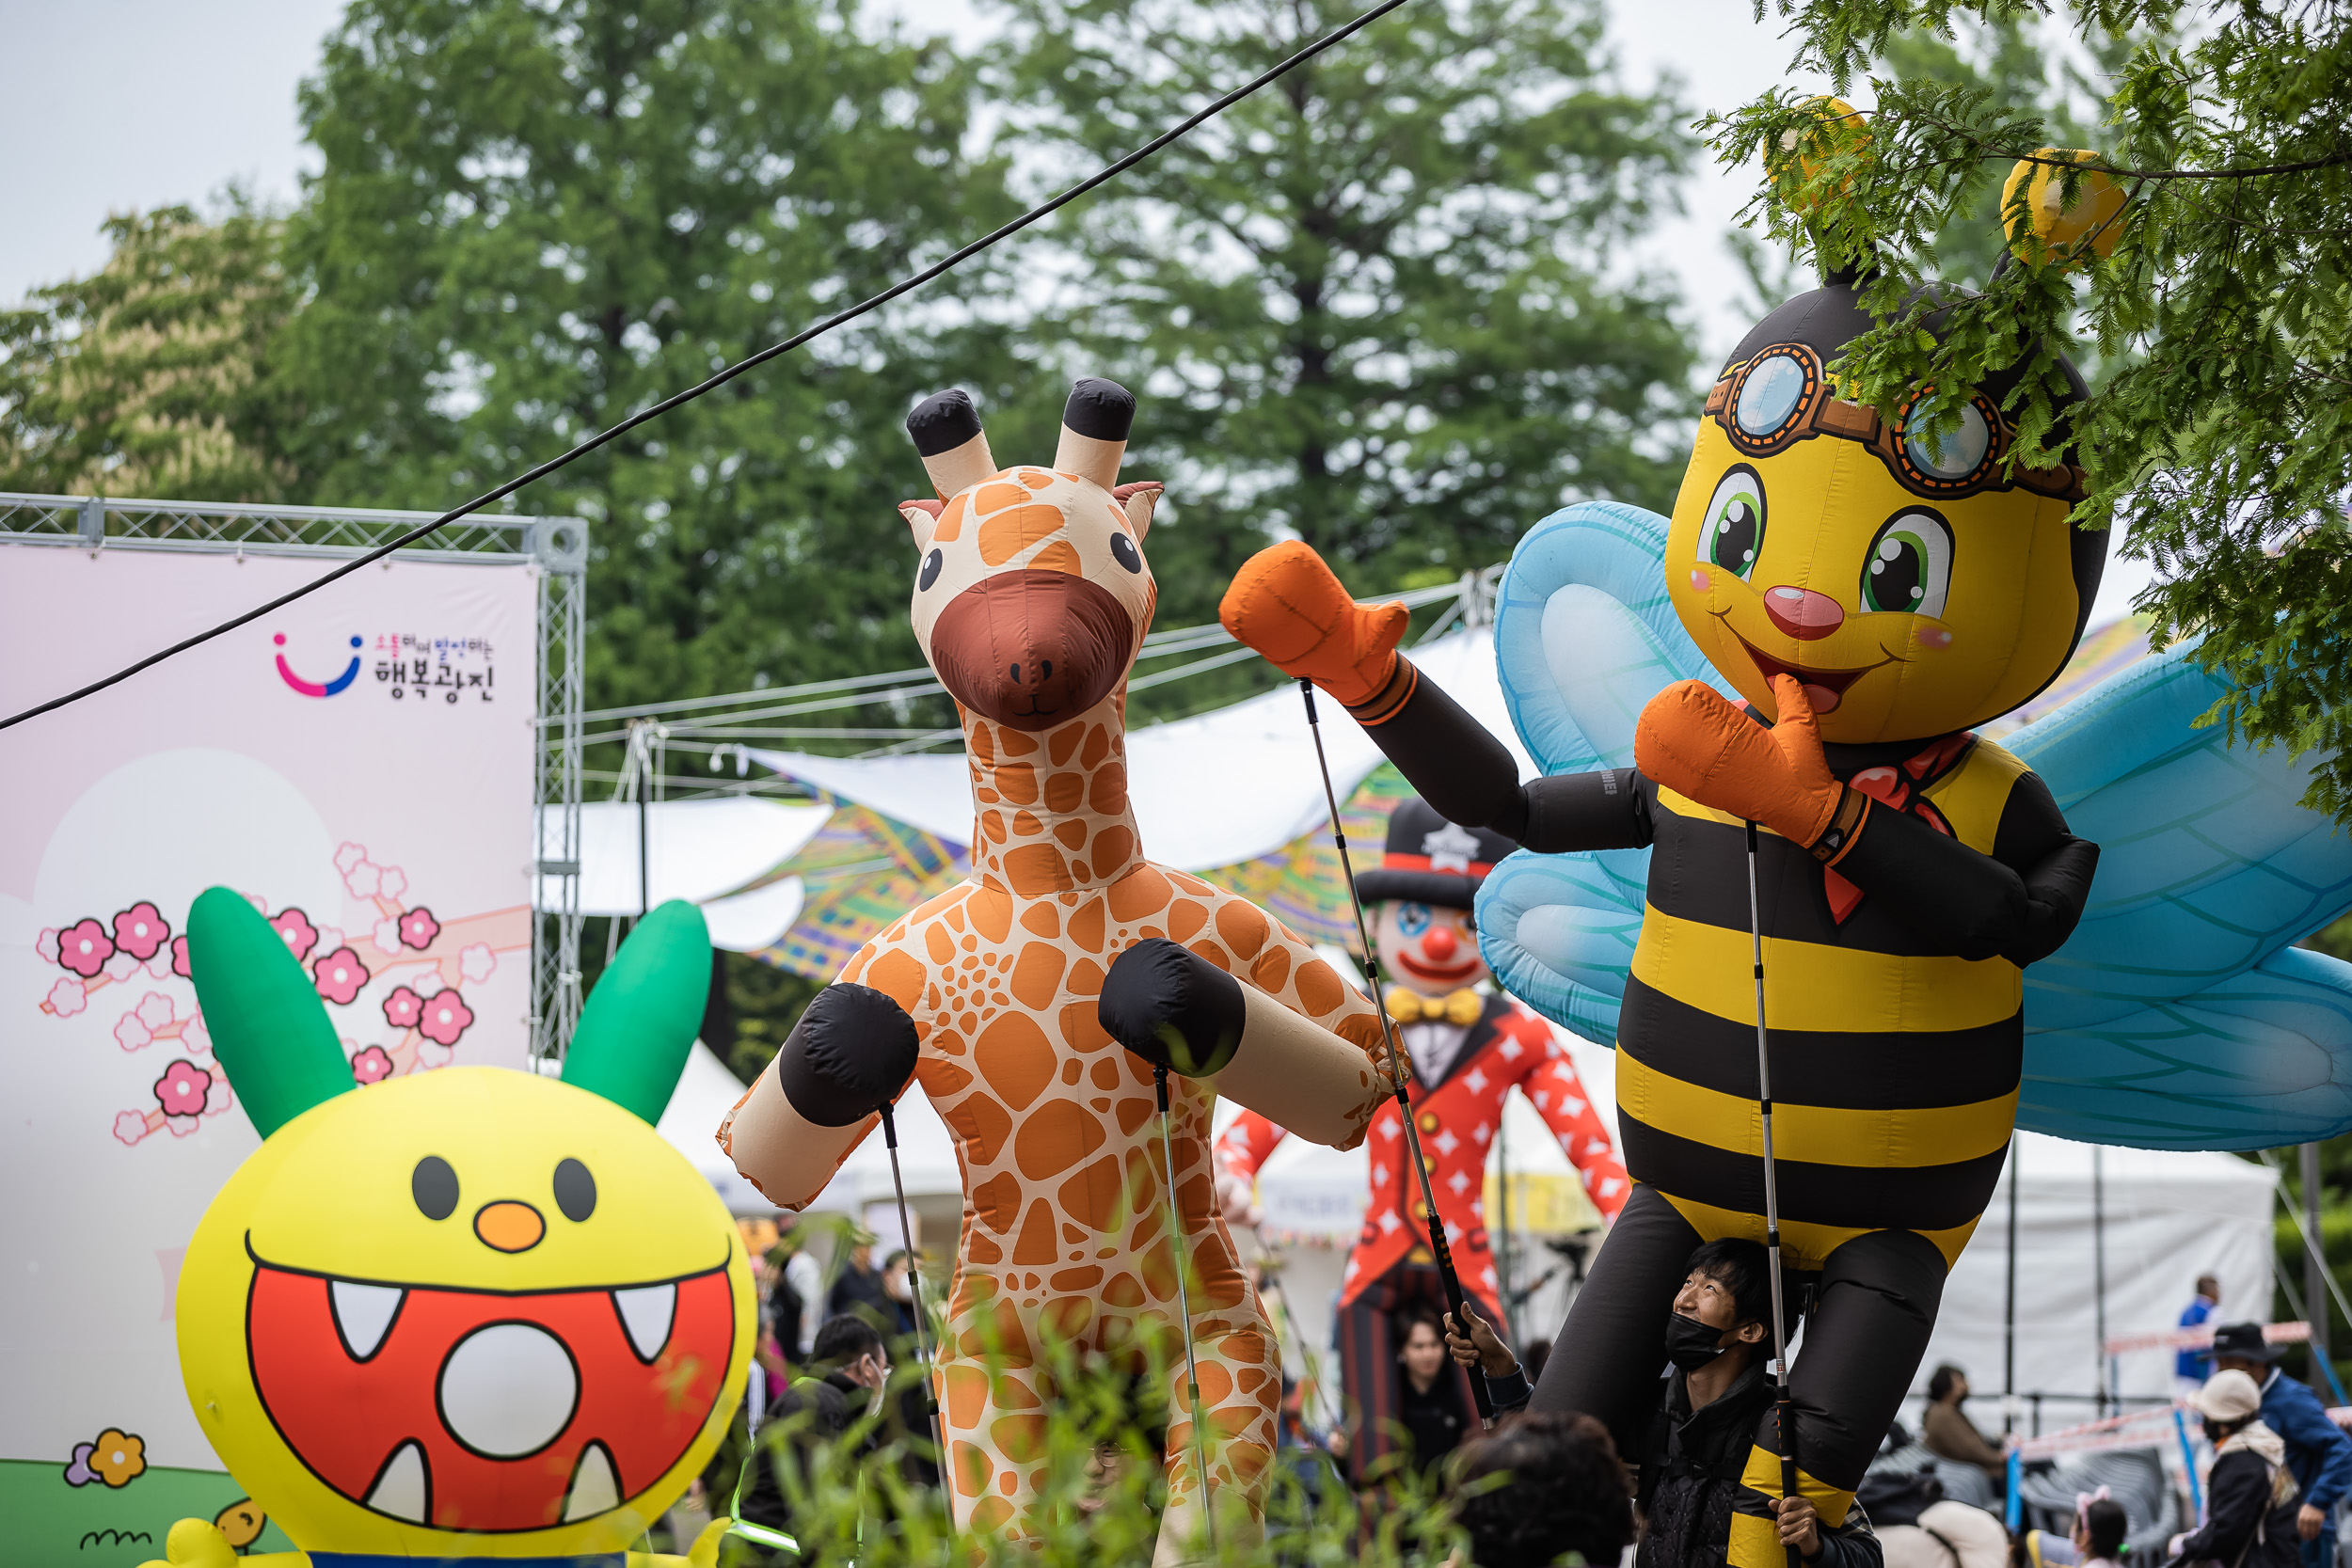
xmin=1349 ymin=655 xmax=1654 ymax=853
xmin=1829 ymin=771 xmax=2097 ymax=965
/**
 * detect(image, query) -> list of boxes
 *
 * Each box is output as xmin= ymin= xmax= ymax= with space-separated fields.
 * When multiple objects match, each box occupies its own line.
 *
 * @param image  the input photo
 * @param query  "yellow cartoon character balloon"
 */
xmin=142 ymin=893 xmax=750 ymax=1567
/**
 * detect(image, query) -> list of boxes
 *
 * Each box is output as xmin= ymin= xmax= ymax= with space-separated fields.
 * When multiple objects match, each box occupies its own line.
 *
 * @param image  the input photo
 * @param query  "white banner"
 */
xmin=0 ymin=544 xmax=537 ymax=1556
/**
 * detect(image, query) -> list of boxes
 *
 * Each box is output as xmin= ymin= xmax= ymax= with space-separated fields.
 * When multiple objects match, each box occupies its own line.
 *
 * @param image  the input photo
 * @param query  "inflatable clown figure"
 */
xmin=1212 ymin=797 xmax=1627 ymax=1481
xmin=139 ymin=893 xmax=751 ymax=1568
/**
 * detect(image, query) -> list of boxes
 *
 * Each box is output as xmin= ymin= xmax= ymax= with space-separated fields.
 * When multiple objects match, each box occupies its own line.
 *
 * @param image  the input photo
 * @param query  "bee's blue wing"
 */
xmin=2013 ymin=643 xmax=2352 ymax=1148
xmin=1475 ymin=501 xmax=1735 ymax=1043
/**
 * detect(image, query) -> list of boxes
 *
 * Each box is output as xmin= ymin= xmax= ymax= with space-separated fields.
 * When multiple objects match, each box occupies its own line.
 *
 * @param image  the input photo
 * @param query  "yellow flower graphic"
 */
xmin=88 ymin=1429 xmax=145 ymax=1487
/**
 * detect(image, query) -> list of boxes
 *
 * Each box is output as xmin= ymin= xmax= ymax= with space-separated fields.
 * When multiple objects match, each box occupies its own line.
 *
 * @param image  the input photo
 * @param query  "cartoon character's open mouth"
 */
xmin=1727 ymin=630 xmax=1894 ymax=715
xmin=245 ymin=1237 xmax=734 ymax=1533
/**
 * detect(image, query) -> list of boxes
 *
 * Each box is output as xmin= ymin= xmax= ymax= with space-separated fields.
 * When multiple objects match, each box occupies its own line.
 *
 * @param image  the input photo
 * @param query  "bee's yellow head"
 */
xmin=178 ymin=892 xmax=751 ymax=1559
xmin=1664 ymin=273 xmax=2108 ymax=745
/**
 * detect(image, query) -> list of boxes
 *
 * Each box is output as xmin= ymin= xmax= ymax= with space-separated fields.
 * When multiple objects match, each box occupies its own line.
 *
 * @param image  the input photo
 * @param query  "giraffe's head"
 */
xmin=899 ymin=378 xmax=1162 ymax=732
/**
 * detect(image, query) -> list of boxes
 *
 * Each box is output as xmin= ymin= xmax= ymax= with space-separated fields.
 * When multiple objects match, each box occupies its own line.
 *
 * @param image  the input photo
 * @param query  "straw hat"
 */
xmin=2192 ymin=1369 xmax=2264 ymax=1423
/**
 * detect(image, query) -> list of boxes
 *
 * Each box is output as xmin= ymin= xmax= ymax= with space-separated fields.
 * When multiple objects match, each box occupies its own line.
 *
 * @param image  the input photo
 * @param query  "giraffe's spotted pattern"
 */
xmin=840 ymin=696 xmax=1387 ymax=1544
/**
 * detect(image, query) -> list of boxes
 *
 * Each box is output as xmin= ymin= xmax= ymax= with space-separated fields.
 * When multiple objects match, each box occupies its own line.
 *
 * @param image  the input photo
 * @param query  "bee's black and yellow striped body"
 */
xmin=1617 ymin=731 xmax=2053 ymax=1274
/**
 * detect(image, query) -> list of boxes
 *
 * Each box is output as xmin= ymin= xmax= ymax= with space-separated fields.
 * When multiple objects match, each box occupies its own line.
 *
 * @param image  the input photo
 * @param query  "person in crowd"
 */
xmin=826 ymin=1229 xmax=892 ymax=1325
xmin=771 ymin=1222 xmax=824 ymax=1360
xmin=1450 ymin=1411 xmax=1636 ymax=1568
xmin=1920 ymin=1365 xmax=2008 ymax=1486
xmin=2211 ymin=1322 xmax=2352 ymax=1568
xmin=2074 ymin=1495 xmax=2129 ymax=1568
xmin=880 ymin=1247 xmax=920 ymax=1338
xmin=2168 ymin=1370 xmax=2302 ymax=1568
xmin=2179 ymin=1275 xmax=2223 ymax=1396
xmin=1448 ymin=1238 xmax=1880 ymax=1568
xmin=736 ymin=1314 xmax=895 ymax=1554
xmin=1395 ymin=1303 xmax=1474 ymax=1477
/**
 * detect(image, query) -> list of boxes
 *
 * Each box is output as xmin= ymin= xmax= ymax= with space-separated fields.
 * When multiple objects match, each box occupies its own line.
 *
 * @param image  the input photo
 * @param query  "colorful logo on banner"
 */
xmin=273 ymin=633 xmax=365 ymax=698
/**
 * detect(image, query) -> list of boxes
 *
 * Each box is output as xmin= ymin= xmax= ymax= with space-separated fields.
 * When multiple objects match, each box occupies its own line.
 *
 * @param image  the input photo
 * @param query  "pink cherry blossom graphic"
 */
xmin=203 ymin=1071 xmax=233 ymax=1117
xmin=418 ymin=990 xmax=474 ymax=1047
xmin=417 ymin=1038 xmax=456 ymax=1069
xmin=342 ymin=859 xmax=382 ymax=899
xmin=36 ymin=927 xmax=59 ymax=964
xmin=115 ymin=1013 xmax=153 ymax=1053
xmin=311 ymin=946 xmax=370 ymax=1006
xmin=182 ymin=1009 xmax=210 ymax=1055
xmin=111 ymin=903 xmax=169 ymax=961
xmin=397 ymin=907 xmax=440 ymax=951
xmin=103 ymin=951 xmax=140 ymax=983
xmin=372 ymin=916 xmax=403 ymax=954
xmin=58 ymin=918 xmax=114 ymax=978
xmin=460 ymin=942 xmax=497 ymax=985
xmin=378 ymin=866 xmax=407 ymax=900
xmin=170 ymin=934 xmax=192 ymax=979
xmin=153 ymin=1059 xmax=210 ymax=1118
xmin=47 ymin=978 xmax=88 ymax=1018
xmin=334 ymin=841 xmax=367 ymax=876
xmin=350 ymin=1046 xmax=394 ymax=1085
xmin=166 ymin=1115 xmax=199 ymax=1137
xmin=383 ymin=987 xmax=424 ymax=1029
xmin=112 ymin=1112 xmax=151 ymax=1148
xmin=269 ymin=907 xmax=319 ymax=963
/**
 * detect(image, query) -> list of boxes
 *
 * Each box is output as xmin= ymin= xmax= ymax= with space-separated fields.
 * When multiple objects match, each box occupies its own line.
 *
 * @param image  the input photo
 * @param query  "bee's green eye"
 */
xmin=1703 ymin=467 xmax=1766 ymax=579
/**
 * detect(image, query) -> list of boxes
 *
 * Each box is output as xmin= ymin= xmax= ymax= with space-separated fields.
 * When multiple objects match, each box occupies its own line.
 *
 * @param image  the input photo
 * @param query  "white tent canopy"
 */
xmin=754 ymin=628 xmax=1534 ymax=871
xmin=541 ymin=797 xmax=828 ymax=951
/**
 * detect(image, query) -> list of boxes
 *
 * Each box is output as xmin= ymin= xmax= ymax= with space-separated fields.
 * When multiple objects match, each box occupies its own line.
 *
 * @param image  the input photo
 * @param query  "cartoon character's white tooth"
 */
xmin=563 ymin=1441 xmax=620 ymax=1522
xmin=330 ymin=1279 xmax=405 ymax=1360
xmin=612 ymin=1283 xmax=676 ymax=1361
xmin=365 ymin=1440 xmax=429 ymax=1522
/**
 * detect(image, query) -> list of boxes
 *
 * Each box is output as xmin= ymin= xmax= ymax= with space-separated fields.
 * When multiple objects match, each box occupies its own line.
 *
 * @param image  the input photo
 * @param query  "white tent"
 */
xmin=753 ymin=628 xmax=1533 ymax=871
xmin=540 ymin=797 xmax=829 ymax=951
xmin=1906 ymin=1132 xmax=2278 ymax=1435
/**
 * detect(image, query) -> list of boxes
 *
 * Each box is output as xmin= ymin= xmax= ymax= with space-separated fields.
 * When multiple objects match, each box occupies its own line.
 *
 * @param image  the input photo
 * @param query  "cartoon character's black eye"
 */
xmin=1701 ymin=467 xmax=1765 ymax=580
xmin=1110 ymin=532 xmax=1143 ymax=574
xmin=917 ymin=548 xmax=944 ymax=591
xmin=412 ymin=1156 xmax=459 ymax=1220
xmin=553 ymin=1158 xmax=596 ymax=1222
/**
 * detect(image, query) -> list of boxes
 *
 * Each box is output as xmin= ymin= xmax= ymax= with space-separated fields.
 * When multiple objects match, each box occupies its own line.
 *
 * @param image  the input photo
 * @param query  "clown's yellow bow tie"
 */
xmin=1385 ymin=987 xmax=1483 ymax=1026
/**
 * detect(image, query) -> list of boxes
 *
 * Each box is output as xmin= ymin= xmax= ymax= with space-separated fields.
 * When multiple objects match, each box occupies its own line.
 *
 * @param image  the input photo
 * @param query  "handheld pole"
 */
xmin=1155 ymin=1064 xmax=1217 ymax=1551
xmin=878 ymin=1102 xmax=944 ymax=1457
xmin=1297 ymin=679 xmax=1494 ymax=1424
xmin=1745 ymin=821 xmax=1801 ymax=1568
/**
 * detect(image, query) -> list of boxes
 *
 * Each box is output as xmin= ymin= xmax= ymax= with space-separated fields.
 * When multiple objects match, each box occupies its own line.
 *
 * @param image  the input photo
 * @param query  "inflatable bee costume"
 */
xmin=1222 ymin=232 xmax=2352 ymax=1559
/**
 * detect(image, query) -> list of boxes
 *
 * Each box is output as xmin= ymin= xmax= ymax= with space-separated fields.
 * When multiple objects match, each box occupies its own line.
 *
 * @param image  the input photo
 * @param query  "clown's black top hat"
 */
xmin=1354 ymin=798 xmax=1516 ymax=911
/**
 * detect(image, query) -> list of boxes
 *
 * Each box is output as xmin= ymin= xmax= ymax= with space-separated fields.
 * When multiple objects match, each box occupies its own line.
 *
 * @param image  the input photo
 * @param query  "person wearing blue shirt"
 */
xmin=2178 ymin=1275 xmax=2221 ymax=1394
xmin=2214 ymin=1321 xmax=2352 ymax=1568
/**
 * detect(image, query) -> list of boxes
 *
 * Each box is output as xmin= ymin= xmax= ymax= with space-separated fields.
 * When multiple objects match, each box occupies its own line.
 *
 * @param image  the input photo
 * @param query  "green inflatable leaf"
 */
xmin=564 ymin=899 xmax=712 ymax=1122
xmin=186 ymin=886 xmax=354 ymax=1139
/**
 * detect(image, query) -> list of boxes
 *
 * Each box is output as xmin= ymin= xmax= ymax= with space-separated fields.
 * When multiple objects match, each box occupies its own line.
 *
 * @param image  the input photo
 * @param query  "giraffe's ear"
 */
xmin=1114 ymin=481 xmax=1161 ymax=542
xmin=899 ymin=498 xmax=945 ymax=548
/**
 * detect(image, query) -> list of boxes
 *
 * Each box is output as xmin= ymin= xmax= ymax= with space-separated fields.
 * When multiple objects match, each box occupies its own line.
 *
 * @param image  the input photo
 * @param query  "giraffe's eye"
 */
xmin=918 ymin=549 xmax=944 ymax=591
xmin=1110 ymin=532 xmax=1143 ymax=574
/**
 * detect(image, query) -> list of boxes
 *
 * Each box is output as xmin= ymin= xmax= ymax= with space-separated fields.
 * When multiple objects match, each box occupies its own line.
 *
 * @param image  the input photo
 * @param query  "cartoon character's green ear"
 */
xmin=187 ymin=887 xmax=353 ymax=1138
xmin=563 ymin=899 xmax=711 ymax=1123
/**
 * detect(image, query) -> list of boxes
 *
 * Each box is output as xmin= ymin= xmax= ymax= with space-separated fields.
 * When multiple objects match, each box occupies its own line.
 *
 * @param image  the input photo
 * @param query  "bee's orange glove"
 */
xmin=1633 ymin=675 xmax=1853 ymax=850
xmin=1219 ymin=541 xmax=1408 ymax=709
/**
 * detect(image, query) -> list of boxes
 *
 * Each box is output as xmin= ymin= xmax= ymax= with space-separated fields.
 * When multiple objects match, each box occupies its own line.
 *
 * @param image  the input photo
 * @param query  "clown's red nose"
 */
xmin=1763 ymin=586 xmax=1845 ymax=641
xmin=1422 ymin=926 xmax=1459 ymax=960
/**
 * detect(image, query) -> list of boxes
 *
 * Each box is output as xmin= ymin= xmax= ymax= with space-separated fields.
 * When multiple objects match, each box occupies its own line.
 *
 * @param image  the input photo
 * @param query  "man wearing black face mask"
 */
xmin=1454 ymin=1239 xmax=1881 ymax=1568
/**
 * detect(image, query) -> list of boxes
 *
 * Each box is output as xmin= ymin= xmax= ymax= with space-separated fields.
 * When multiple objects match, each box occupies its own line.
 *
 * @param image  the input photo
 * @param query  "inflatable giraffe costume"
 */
xmin=723 ymin=379 xmax=1391 ymax=1556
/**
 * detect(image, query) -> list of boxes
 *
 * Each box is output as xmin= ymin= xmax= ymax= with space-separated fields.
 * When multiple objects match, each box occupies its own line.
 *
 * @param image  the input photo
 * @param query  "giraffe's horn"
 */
xmin=906 ymin=388 xmax=995 ymax=499
xmin=1053 ymin=377 xmax=1134 ymax=491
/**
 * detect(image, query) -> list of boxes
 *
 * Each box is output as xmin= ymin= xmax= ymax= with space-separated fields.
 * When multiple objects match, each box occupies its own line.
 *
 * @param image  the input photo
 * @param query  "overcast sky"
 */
xmin=0 ymin=0 xmax=2149 ymax=616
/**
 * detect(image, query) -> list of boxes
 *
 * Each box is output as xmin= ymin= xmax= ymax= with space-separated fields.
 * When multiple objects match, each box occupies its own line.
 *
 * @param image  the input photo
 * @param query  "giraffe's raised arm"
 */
xmin=717 ymin=982 xmax=918 ymax=1211
xmin=1101 ymin=935 xmax=1391 ymax=1151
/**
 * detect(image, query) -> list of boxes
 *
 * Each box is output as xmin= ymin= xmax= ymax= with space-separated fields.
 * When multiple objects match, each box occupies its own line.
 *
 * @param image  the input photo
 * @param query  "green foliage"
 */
xmin=700 ymin=1324 xmax=1463 ymax=1568
xmin=988 ymin=0 xmax=1702 ymax=616
xmin=280 ymin=0 xmax=1025 ymax=726
xmin=1708 ymin=1 xmax=2352 ymax=818
xmin=0 ymin=199 xmax=308 ymax=500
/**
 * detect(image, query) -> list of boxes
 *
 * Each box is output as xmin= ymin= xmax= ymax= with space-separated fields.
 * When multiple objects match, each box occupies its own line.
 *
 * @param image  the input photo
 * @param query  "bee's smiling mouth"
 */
xmin=243 ymin=1235 xmax=735 ymax=1533
xmin=1714 ymin=614 xmax=1900 ymax=714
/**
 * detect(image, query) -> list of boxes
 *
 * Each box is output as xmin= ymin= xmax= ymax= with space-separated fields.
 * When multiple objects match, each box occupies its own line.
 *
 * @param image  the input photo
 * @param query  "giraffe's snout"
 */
xmin=929 ymin=569 xmax=1135 ymax=731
